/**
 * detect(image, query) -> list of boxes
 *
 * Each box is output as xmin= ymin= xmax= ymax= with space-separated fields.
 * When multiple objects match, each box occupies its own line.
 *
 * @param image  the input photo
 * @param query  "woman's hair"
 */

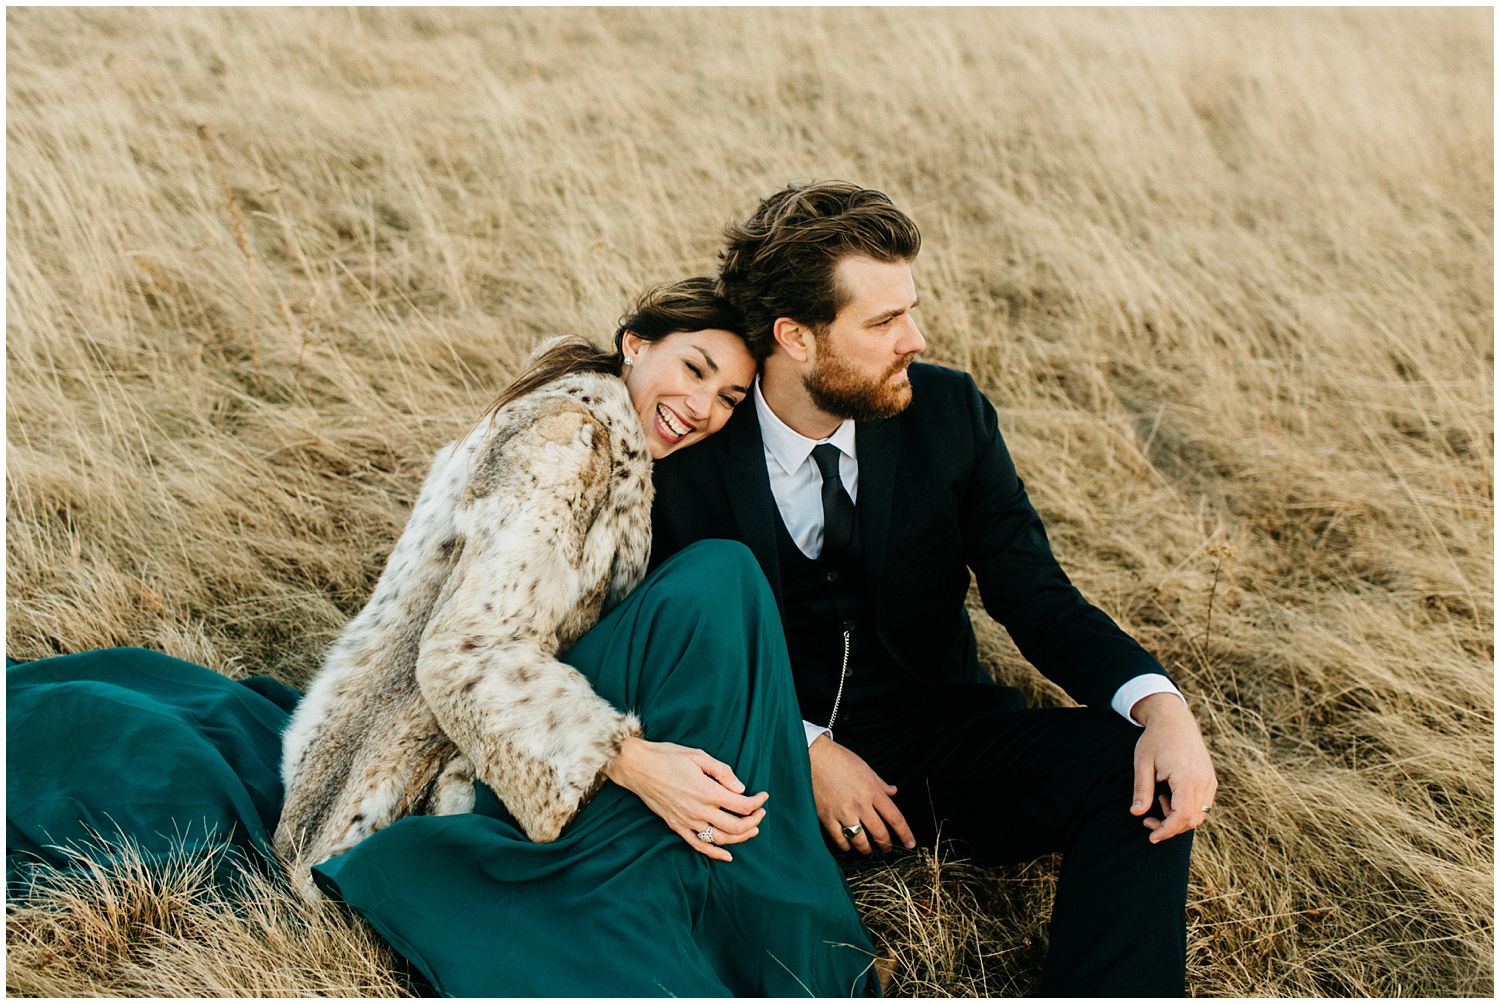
xmin=611 ymin=275 xmax=745 ymax=354
xmin=476 ymin=276 xmax=743 ymax=423
xmin=718 ymin=181 xmax=922 ymax=358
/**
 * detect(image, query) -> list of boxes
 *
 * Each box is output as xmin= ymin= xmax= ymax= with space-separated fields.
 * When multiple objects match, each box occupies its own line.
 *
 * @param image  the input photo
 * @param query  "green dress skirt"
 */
xmin=7 ymin=540 xmax=880 ymax=997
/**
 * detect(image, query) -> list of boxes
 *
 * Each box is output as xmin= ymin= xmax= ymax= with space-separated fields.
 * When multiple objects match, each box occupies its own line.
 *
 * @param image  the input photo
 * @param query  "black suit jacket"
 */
xmin=649 ymin=361 xmax=1171 ymax=712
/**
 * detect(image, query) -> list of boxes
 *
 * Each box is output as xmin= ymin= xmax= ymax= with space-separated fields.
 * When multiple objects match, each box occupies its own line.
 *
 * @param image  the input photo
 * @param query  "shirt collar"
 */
xmin=753 ymin=377 xmax=857 ymax=477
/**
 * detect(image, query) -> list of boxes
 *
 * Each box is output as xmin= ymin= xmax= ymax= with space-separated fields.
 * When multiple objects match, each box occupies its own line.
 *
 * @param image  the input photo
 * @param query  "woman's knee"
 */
xmin=664 ymin=539 xmax=764 ymax=585
xmin=645 ymin=540 xmax=774 ymax=621
xmin=633 ymin=541 xmax=781 ymax=686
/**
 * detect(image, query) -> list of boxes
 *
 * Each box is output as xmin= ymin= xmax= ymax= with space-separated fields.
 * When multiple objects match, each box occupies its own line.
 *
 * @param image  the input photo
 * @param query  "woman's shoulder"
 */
xmin=501 ymin=370 xmax=633 ymax=437
xmin=432 ymin=368 xmax=648 ymax=527
xmin=455 ymin=369 xmax=641 ymax=468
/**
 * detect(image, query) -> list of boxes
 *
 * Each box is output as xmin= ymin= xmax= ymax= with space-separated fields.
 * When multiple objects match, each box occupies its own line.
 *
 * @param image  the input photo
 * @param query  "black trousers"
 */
xmin=833 ymin=681 xmax=1192 ymax=997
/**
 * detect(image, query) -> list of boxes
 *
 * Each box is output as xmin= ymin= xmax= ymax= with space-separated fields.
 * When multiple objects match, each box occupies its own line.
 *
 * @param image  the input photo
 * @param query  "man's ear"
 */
xmin=772 ymin=317 xmax=812 ymax=364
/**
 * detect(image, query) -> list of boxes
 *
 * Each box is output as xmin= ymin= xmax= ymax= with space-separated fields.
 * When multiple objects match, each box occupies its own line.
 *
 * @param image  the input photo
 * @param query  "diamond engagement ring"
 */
xmin=697 ymin=827 xmax=716 ymax=844
xmin=1202 ymin=805 xmax=1213 ymax=812
xmin=841 ymin=823 xmax=863 ymax=840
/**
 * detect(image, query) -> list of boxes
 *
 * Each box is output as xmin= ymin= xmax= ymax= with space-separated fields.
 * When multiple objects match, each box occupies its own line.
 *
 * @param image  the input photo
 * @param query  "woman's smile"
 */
xmin=621 ymin=327 xmax=756 ymax=458
xmin=655 ymin=402 xmax=695 ymax=443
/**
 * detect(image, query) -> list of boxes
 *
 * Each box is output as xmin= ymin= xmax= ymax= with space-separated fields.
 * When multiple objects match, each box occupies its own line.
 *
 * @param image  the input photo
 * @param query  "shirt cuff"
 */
xmin=1112 ymin=674 xmax=1184 ymax=726
xmin=803 ymin=720 xmax=831 ymax=747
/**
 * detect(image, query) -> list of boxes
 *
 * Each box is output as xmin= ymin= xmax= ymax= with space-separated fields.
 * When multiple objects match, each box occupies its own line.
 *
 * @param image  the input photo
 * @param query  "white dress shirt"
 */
xmin=750 ymin=380 xmax=1183 ymax=747
xmin=755 ymin=379 xmax=860 ymax=561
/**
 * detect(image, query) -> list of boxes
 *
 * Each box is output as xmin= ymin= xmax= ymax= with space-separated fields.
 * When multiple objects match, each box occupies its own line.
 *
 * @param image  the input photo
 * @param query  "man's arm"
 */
xmin=957 ymin=370 xmax=1170 ymax=710
xmin=957 ymin=373 xmax=1215 ymax=840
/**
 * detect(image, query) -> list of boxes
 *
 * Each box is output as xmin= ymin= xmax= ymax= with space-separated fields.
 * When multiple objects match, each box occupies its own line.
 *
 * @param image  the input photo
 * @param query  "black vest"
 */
xmin=772 ymin=510 xmax=907 ymax=728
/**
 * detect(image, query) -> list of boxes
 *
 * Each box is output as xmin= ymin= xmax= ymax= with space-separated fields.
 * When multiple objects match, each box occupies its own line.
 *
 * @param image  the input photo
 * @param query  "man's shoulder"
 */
xmin=905 ymin=360 xmax=986 ymax=420
xmin=909 ymin=359 xmax=976 ymax=390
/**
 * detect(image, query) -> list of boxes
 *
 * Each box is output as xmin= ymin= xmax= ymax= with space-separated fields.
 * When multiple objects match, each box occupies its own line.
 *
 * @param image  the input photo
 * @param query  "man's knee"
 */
xmin=1075 ymin=709 xmax=1147 ymax=803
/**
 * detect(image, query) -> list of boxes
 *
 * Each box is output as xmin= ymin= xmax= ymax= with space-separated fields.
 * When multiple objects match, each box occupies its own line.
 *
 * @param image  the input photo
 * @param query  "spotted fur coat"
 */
xmin=274 ymin=362 xmax=653 ymax=898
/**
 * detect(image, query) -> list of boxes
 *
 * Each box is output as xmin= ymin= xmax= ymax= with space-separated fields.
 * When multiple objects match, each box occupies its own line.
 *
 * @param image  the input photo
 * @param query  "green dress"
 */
xmin=7 ymin=541 xmax=880 ymax=997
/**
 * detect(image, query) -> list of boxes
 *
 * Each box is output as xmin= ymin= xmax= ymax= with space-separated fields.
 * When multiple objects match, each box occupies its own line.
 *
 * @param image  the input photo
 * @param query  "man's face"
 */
xmin=803 ymin=256 xmax=925 ymax=421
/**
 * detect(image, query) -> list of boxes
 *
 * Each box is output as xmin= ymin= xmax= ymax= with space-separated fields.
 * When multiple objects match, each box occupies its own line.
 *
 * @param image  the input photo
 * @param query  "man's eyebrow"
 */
xmin=692 ymin=345 xmax=749 ymax=395
xmin=865 ymin=297 xmax=920 ymax=325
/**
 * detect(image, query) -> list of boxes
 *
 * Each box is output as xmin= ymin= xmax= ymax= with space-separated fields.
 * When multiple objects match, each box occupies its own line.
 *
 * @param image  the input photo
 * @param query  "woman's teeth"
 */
xmin=656 ymin=404 xmax=690 ymax=439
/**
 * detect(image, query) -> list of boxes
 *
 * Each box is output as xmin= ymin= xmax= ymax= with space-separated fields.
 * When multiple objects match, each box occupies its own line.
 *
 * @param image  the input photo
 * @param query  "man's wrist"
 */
xmin=803 ymin=720 xmax=831 ymax=748
xmin=1114 ymin=673 xmax=1184 ymax=725
xmin=1132 ymin=691 xmax=1189 ymax=726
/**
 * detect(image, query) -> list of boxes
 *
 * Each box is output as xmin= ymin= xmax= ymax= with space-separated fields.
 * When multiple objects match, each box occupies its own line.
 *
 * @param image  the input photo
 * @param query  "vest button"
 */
xmin=825 ymin=570 xmax=839 ymax=583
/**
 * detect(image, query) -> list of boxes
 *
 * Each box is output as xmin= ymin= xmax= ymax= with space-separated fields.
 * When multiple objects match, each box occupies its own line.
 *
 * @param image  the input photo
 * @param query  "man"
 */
xmin=650 ymin=181 xmax=1217 ymax=995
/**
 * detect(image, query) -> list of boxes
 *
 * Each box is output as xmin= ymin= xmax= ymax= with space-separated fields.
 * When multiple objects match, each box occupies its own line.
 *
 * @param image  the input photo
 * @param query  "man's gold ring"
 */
xmin=841 ymin=823 xmax=863 ymax=840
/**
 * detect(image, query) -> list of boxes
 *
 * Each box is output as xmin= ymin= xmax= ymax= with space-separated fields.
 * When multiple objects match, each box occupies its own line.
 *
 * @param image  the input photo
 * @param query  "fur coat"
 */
xmin=274 ymin=364 xmax=654 ymax=897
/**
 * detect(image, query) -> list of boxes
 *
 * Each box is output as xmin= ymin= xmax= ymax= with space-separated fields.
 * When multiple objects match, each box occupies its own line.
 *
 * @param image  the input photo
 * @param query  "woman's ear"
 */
xmin=772 ymin=317 xmax=811 ymax=363
xmin=620 ymin=330 xmax=645 ymax=360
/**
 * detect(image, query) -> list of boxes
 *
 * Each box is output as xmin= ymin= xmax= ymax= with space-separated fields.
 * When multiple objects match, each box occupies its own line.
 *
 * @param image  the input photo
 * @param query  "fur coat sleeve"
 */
xmin=415 ymin=392 xmax=650 ymax=842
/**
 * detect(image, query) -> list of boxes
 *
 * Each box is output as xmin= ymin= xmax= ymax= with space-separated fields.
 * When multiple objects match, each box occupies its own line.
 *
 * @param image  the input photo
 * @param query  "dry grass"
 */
xmin=6 ymin=7 xmax=1492 ymax=997
xmin=7 ymin=837 xmax=415 ymax=997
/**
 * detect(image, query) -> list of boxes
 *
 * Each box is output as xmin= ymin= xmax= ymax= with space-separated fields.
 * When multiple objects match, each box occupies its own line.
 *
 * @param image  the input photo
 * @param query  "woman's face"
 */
xmin=620 ymin=328 xmax=756 ymax=458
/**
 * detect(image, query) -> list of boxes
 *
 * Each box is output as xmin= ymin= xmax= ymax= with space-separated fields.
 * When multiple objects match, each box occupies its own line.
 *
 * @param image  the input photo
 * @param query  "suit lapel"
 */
xmin=856 ymin=416 xmax=901 ymax=597
xmin=712 ymin=403 xmax=901 ymax=608
xmin=715 ymin=403 xmax=784 ymax=604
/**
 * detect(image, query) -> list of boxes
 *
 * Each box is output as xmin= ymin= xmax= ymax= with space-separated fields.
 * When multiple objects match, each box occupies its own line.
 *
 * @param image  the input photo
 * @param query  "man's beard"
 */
xmin=803 ymin=348 xmax=919 ymax=422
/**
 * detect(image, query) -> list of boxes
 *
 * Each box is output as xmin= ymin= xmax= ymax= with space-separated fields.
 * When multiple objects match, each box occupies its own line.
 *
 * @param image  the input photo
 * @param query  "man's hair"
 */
xmin=718 ymin=181 xmax=922 ymax=358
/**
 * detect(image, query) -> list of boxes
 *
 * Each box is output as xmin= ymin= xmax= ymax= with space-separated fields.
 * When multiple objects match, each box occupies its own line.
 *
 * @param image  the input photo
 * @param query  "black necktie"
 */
xmin=812 ymin=444 xmax=855 ymax=560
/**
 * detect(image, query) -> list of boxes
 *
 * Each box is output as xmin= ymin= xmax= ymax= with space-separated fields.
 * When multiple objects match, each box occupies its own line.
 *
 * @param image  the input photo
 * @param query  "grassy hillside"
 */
xmin=6 ymin=7 xmax=1492 ymax=995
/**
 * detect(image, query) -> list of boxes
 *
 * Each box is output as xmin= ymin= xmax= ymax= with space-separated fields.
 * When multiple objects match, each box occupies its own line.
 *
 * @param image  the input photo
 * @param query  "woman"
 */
xmin=276 ymin=278 xmax=758 ymax=884
xmin=8 ymin=279 xmax=880 ymax=997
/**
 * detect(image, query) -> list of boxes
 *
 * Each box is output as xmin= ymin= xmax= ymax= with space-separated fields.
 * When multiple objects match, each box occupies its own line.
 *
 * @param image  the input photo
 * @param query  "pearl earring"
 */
xmin=624 ymin=356 xmax=635 ymax=366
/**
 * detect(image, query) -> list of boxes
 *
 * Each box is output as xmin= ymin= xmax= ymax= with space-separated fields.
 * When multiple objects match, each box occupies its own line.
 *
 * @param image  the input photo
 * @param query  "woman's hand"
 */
xmin=602 ymin=737 xmax=768 ymax=862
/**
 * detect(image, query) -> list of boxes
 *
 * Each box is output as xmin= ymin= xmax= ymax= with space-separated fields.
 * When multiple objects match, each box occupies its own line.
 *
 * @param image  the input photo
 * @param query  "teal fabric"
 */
xmin=5 ymin=541 xmax=879 ymax=997
xmin=7 ymin=647 xmax=296 ymax=890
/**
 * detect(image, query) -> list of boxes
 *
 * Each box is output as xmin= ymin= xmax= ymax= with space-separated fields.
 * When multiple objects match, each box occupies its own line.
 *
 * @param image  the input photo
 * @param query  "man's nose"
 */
xmin=897 ymin=316 xmax=926 ymax=356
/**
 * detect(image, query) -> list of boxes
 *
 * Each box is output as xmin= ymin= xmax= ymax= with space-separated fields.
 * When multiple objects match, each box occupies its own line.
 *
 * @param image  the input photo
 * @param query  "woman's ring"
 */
xmin=1202 ymin=805 xmax=1213 ymax=813
xmin=841 ymin=823 xmax=863 ymax=840
xmin=697 ymin=827 xmax=716 ymax=844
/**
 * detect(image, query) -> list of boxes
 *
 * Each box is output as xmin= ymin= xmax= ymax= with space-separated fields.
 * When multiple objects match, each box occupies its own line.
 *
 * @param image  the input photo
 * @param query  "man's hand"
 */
xmin=808 ymin=735 xmax=916 ymax=854
xmin=1130 ymin=693 xmax=1218 ymax=844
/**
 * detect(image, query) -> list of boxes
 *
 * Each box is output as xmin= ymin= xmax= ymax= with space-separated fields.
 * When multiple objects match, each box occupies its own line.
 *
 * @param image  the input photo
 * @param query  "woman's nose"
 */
xmin=685 ymin=393 xmax=711 ymax=420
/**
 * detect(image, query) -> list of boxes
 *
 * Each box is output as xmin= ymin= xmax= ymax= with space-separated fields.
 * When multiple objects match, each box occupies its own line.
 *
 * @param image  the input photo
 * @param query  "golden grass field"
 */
xmin=5 ymin=6 xmax=1493 ymax=996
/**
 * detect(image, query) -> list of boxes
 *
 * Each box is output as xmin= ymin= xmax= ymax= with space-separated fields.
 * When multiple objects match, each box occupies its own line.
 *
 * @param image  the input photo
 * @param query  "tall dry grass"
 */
xmin=6 ymin=7 xmax=1492 ymax=996
xmin=6 ymin=837 xmax=415 ymax=996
